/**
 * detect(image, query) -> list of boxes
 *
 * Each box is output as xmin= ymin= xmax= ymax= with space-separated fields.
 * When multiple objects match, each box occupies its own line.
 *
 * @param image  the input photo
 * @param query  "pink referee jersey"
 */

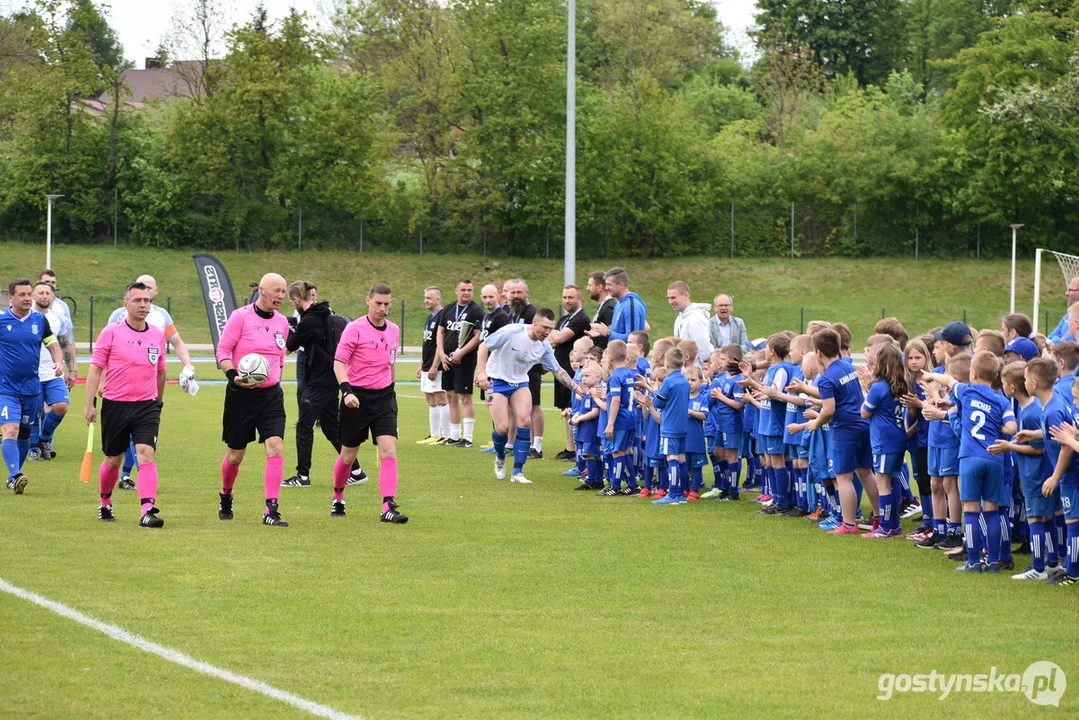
xmin=91 ymin=321 xmax=166 ymax=402
xmin=335 ymin=316 xmax=399 ymax=390
xmin=216 ymin=305 xmax=289 ymax=388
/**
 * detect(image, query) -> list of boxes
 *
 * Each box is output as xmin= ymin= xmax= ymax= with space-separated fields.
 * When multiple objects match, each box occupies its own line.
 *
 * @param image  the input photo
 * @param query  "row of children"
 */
xmin=559 ymin=312 xmax=1079 ymax=583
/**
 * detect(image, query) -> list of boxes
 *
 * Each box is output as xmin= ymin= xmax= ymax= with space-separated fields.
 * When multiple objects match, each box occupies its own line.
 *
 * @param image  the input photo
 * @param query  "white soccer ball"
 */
xmin=237 ymin=353 xmax=270 ymax=383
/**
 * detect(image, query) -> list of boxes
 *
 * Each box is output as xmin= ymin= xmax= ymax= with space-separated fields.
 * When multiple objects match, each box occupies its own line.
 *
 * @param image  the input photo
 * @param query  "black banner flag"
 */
xmin=192 ymin=253 xmax=238 ymax=352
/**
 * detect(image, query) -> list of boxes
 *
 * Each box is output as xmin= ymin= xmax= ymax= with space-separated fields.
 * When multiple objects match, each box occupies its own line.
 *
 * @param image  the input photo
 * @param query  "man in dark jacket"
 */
xmin=282 ymin=280 xmax=366 ymax=487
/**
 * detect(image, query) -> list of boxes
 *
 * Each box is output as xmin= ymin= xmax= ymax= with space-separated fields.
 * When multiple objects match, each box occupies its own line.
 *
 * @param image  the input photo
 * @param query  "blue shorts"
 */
xmin=0 ymin=393 xmax=38 ymax=428
xmin=706 ymin=436 xmax=716 ymax=454
xmin=721 ymin=431 xmax=744 ymax=451
xmin=1062 ymin=484 xmax=1079 ymax=521
xmin=928 ymin=445 xmax=959 ymax=477
xmin=874 ymin=452 xmax=905 ymax=475
xmin=40 ymin=377 xmax=70 ymax=406
xmin=659 ymin=436 xmax=685 ymax=456
xmin=580 ymin=442 xmax=601 ymax=457
xmin=601 ymin=430 xmax=634 ymax=455
xmin=829 ymin=435 xmax=872 ymax=476
xmin=1025 ymin=490 xmax=1062 ymax=519
xmin=997 ymin=472 xmax=1013 ymax=508
xmin=787 ymin=443 xmax=808 ymax=460
xmin=759 ymin=434 xmax=785 ymax=456
xmin=490 ymin=378 xmax=528 ymax=399
xmin=959 ymin=457 xmax=1003 ymax=503
xmin=647 ymin=456 xmax=665 ymax=469
xmin=688 ymin=452 xmax=708 ymax=469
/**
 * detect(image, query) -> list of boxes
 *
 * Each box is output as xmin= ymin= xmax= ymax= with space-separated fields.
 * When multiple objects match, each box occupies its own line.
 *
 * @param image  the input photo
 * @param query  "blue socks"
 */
xmin=1029 ymin=520 xmax=1047 ymax=572
xmin=690 ymin=467 xmax=703 ymax=493
xmin=586 ymin=458 xmax=601 ymax=486
xmin=920 ymin=493 xmax=934 ymax=524
xmin=123 ymin=441 xmax=139 ymax=474
xmin=963 ymin=511 xmax=983 ymax=566
xmin=879 ymin=493 xmax=894 ymax=532
xmin=1068 ymin=522 xmax=1079 ymax=578
xmin=40 ymin=410 xmax=63 ymax=442
xmin=512 ymin=428 xmax=530 ymax=471
xmin=997 ymin=508 xmax=1012 ymax=564
xmin=985 ymin=511 xmax=1001 ymax=564
xmin=2 ymin=438 xmax=19 ymax=481
xmin=666 ymin=459 xmax=682 ymax=495
xmin=492 ymin=430 xmax=508 ymax=461
xmin=16 ymin=438 xmax=29 ymax=468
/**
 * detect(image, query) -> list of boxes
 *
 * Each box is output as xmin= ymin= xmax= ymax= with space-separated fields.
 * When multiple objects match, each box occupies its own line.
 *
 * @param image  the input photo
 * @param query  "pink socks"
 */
xmin=99 ymin=462 xmax=119 ymax=505
xmin=379 ymin=457 xmax=398 ymax=513
xmin=221 ymin=456 xmax=240 ymax=494
xmin=332 ymin=457 xmax=350 ymax=501
xmin=137 ymin=462 xmax=159 ymax=514
xmin=264 ymin=456 xmax=283 ymax=507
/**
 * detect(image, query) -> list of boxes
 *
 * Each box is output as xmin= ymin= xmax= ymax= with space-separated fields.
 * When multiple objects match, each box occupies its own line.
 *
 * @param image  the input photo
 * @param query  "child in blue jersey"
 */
xmin=649 ymin=347 xmax=690 ymax=505
xmin=924 ymin=351 xmax=1017 ymax=572
xmin=792 ymin=352 xmax=840 ymax=529
xmin=638 ymin=366 xmax=669 ymax=498
xmin=704 ymin=345 xmax=746 ymax=501
xmin=900 ymin=339 xmax=935 ymax=540
xmin=771 ymin=334 xmax=813 ymax=515
xmin=563 ymin=346 xmax=588 ymax=480
xmin=571 ymin=362 xmax=604 ymax=492
xmin=591 ymin=357 xmax=612 ymax=492
xmin=1051 ymin=342 xmax=1078 ymax=408
xmin=685 ymin=366 xmax=710 ymax=499
xmin=1039 ymin=369 xmax=1079 ymax=585
xmin=629 ymin=331 xmax=651 ymax=484
xmin=595 ymin=341 xmax=638 ymax=496
xmin=914 ymin=328 xmax=969 ymax=550
xmin=799 ymin=328 xmax=875 ymax=535
xmin=740 ymin=334 xmax=796 ymax=514
xmin=991 ymin=361 xmax=1059 ymax=580
xmin=861 ymin=344 xmax=911 ymax=538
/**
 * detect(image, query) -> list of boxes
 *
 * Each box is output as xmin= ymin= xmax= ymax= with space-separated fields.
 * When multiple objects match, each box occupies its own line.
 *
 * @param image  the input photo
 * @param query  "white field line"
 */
xmin=0 ymin=577 xmax=362 ymax=720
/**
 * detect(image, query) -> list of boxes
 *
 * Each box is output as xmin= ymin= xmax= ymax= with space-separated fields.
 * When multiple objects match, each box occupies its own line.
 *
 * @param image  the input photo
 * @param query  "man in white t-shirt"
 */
xmin=28 ymin=282 xmax=76 ymax=460
xmin=107 ymin=274 xmax=195 ymax=488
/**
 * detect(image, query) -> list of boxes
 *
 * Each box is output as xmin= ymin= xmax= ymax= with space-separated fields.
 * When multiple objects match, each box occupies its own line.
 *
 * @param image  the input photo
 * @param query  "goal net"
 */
xmin=1033 ymin=248 xmax=1079 ymax=334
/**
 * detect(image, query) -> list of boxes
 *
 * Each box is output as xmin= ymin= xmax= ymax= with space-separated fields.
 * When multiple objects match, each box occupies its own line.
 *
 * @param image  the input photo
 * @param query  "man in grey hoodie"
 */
xmin=667 ymin=281 xmax=713 ymax=366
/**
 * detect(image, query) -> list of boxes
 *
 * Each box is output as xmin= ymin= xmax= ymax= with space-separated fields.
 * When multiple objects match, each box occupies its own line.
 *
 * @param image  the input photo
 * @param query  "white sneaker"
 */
xmin=1012 ymin=567 xmax=1048 ymax=581
xmin=494 ymin=459 xmax=506 ymax=480
xmin=900 ymin=503 xmax=922 ymax=520
xmin=510 ymin=472 xmax=532 ymax=484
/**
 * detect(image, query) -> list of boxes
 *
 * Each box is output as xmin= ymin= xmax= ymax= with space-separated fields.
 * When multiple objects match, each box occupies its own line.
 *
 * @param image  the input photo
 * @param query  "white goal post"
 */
xmin=1033 ymin=248 xmax=1079 ymax=335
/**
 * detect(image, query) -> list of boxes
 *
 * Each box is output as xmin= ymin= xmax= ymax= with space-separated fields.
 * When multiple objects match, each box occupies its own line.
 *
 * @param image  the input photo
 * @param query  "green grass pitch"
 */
xmin=0 ymin=378 xmax=1075 ymax=717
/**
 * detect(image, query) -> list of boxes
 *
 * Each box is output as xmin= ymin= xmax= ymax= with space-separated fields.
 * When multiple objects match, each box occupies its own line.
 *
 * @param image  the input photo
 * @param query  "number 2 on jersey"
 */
xmin=969 ymin=409 xmax=986 ymax=441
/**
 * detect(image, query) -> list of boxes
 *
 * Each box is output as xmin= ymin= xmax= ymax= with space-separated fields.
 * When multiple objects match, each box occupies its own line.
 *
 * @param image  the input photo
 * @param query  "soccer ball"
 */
xmin=237 ymin=353 xmax=270 ymax=383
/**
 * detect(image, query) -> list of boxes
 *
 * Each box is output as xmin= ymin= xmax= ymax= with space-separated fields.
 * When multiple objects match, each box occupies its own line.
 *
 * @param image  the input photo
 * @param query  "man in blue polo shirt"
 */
xmin=1 ymin=278 xmax=63 ymax=494
xmin=590 ymin=266 xmax=647 ymax=344
xmin=1048 ymin=277 xmax=1079 ymax=344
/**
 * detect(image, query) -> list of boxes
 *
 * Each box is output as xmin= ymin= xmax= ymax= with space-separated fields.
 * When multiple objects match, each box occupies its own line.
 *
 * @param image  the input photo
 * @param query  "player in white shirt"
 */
xmin=107 ymin=274 xmax=195 ymax=488
xmin=28 ymin=282 xmax=77 ymax=460
xmin=475 ymin=309 xmax=582 ymax=484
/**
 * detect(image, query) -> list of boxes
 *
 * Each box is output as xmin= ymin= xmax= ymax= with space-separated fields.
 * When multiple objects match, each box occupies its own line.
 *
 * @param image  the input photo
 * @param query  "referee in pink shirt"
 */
xmin=216 ymin=273 xmax=291 ymax=527
xmin=331 ymin=283 xmax=408 ymax=523
xmin=84 ymin=282 xmax=167 ymax=527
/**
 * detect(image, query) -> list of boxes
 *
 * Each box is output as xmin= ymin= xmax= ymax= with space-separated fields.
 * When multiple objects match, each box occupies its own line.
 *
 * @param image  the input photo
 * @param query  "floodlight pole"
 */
xmin=1010 ymin=223 xmax=1023 ymax=314
xmin=45 ymin=194 xmax=64 ymax=269
xmin=563 ymin=0 xmax=576 ymax=287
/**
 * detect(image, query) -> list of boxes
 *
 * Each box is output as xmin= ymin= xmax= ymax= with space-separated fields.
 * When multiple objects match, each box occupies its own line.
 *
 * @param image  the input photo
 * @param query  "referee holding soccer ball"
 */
xmin=216 ymin=273 xmax=292 ymax=527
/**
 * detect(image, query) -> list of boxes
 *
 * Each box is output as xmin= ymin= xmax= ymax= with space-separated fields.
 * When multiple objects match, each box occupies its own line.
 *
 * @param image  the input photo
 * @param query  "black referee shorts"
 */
xmin=101 ymin=398 xmax=161 ymax=457
xmin=222 ymin=383 xmax=286 ymax=450
xmin=528 ymin=367 xmax=543 ymax=407
xmin=553 ymin=361 xmax=574 ymax=410
xmin=339 ymin=384 xmax=398 ymax=448
xmin=442 ymin=355 xmax=477 ymax=395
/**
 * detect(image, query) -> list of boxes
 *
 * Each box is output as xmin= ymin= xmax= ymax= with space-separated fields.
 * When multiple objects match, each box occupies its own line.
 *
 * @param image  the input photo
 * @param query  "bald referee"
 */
xmin=216 ymin=272 xmax=291 ymax=526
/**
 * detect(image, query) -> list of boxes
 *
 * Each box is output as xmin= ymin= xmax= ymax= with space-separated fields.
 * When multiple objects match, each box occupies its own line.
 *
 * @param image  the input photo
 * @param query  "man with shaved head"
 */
xmin=107 ymin=274 xmax=195 ymax=489
xmin=215 ymin=272 xmax=292 ymax=526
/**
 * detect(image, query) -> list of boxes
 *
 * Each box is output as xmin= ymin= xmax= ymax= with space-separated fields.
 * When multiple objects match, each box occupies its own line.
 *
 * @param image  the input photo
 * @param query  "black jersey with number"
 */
xmin=480 ymin=306 xmax=510 ymax=342
xmin=421 ymin=309 xmax=443 ymax=372
xmin=438 ymin=300 xmax=485 ymax=355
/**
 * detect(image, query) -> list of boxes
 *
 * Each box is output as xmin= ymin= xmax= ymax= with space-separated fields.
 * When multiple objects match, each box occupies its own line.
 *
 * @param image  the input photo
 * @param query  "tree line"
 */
xmin=0 ymin=0 xmax=1077 ymax=258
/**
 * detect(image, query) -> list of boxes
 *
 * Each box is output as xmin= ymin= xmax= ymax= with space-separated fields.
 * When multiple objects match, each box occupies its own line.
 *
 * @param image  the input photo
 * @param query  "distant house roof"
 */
xmin=97 ymin=62 xmax=208 ymax=105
